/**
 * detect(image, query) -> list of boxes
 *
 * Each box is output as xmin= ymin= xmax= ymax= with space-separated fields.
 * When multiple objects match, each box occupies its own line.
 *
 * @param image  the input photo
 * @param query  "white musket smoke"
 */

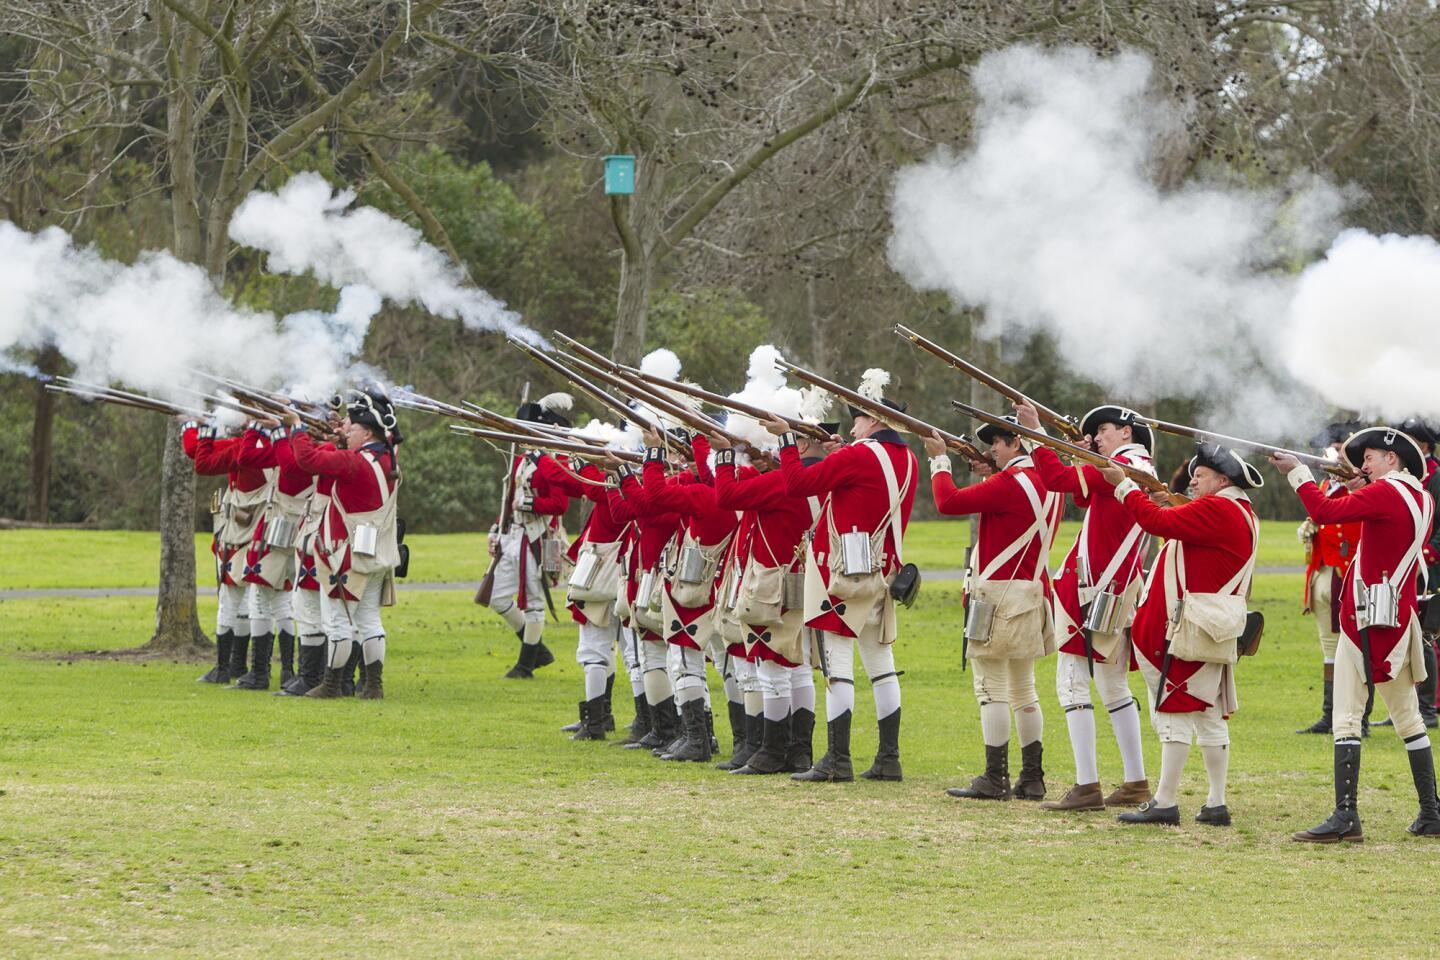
xmin=0 ymin=220 xmax=383 ymax=403
xmin=230 ymin=173 xmax=544 ymax=347
xmin=887 ymin=45 xmax=1348 ymax=438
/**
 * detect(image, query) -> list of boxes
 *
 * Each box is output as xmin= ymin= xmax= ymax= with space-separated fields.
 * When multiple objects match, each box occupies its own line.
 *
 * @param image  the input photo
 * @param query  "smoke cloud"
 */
xmin=0 ymin=172 xmax=542 ymax=414
xmin=230 ymin=173 xmax=543 ymax=347
xmin=887 ymin=45 xmax=1362 ymax=438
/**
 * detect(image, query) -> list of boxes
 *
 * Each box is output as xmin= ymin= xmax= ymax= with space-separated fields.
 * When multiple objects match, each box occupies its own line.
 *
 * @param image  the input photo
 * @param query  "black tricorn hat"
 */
xmin=1395 ymin=417 xmax=1437 ymax=447
xmin=335 ymin=386 xmax=401 ymax=445
xmin=516 ymin=392 xmax=574 ymax=429
xmin=1081 ymin=405 xmax=1153 ymax=453
xmin=1187 ymin=442 xmax=1263 ymax=490
xmin=1313 ymin=420 xmax=1364 ymax=449
xmin=1345 ymin=426 xmax=1425 ymax=478
xmin=976 ymin=415 xmax=1024 ymax=447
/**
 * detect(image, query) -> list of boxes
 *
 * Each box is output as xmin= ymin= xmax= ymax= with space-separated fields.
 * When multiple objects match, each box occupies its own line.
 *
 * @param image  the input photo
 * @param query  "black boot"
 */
xmin=1297 ymin=679 xmax=1334 ymax=734
xmin=860 ymin=708 xmax=903 ymax=782
xmin=614 ymin=695 xmax=651 ymax=747
xmin=1294 ymin=741 xmax=1364 ymax=842
xmin=1419 ymin=640 xmax=1438 ymax=729
xmin=535 ymin=640 xmax=556 ymax=669
xmin=358 ymin=660 xmax=384 ymax=700
xmin=280 ymin=642 xmax=325 ymax=696
xmin=571 ymin=696 xmax=608 ymax=741
xmin=342 ymin=644 xmax=361 ymax=696
xmin=733 ymin=713 xmax=792 ymax=774
xmin=305 ymin=666 xmax=345 ymax=699
xmin=1012 ymin=741 xmax=1046 ymax=800
xmin=792 ymin=710 xmax=855 ymax=783
xmin=602 ymin=674 xmax=616 ymax=732
xmin=1407 ymin=743 xmax=1440 ymax=835
xmin=199 ymin=631 xmax=233 ymax=683
xmin=504 ymin=641 xmax=540 ymax=680
xmin=227 ymin=631 xmax=250 ymax=684
xmin=661 ymin=700 xmax=714 ymax=762
xmin=706 ymin=706 xmax=718 ymax=753
xmin=947 ymin=744 xmax=1010 ymax=799
xmin=713 ymin=702 xmax=750 ymax=770
xmin=231 ymin=633 xmax=273 ymax=690
xmin=786 ymin=707 xmax=815 ymax=773
xmin=562 ymin=702 xmax=585 ymax=733
xmin=277 ymin=631 xmax=296 ymax=688
xmin=634 ymin=697 xmax=676 ymax=750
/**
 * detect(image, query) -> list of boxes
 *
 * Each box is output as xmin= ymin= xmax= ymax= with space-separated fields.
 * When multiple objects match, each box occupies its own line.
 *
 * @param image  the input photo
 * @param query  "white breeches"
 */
xmin=487 ymin=529 xmax=545 ymax=623
xmin=1055 ymin=651 xmax=1133 ymax=709
xmin=577 ymin=619 xmax=617 ymax=670
xmin=1137 ymin=656 xmax=1229 ymax=746
xmin=291 ymin=586 xmax=323 ymax=642
xmin=971 ymin=655 xmax=1039 ymax=708
xmin=321 ymin=574 xmax=385 ymax=666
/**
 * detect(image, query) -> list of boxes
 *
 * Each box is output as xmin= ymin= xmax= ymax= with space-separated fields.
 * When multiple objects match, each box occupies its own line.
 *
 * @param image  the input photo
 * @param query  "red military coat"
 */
xmin=1121 ymin=486 xmax=1257 ymax=713
xmin=610 ymin=470 xmax=681 ymax=643
xmin=780 ymin=430 xmax=917 ymax=636
xmin=184 ymin=425 xmax=270 ymax=587
xmin=1301 ymin=479 xmax=1362 ymax=609
xmin=1033 ymin=444 xmax=1152 ymax=662
xmin=1296 ymin=470 xmax=1434 ymax=683
xmin=536 ymin=455 xmax=621 ymax=626
xmin=932 ymin=454 xmax=1059 ymax=585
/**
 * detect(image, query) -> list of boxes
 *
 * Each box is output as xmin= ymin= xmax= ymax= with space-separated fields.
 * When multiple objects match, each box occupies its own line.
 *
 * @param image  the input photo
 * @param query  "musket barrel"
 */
xmin=450 ymin=425 xmax=643 ymax=464
xmin=1134 ymin=415 xmax=1357 ymax=480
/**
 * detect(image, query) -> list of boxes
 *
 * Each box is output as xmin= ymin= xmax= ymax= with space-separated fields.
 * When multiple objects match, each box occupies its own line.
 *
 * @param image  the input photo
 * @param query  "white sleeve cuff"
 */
xmin=929 ymin=455 xmax=952 ymax=477
xmin=1113 ymin=478 xmax=1140 ymax=502
xmin=1287 ymin=465 xmax=1316 ymax=490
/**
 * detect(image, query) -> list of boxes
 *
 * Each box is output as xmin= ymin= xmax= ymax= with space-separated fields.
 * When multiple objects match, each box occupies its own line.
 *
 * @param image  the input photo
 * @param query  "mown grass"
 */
xmin=2 ymin=539 xmax=1437 ymax=957
xmin=0 ymin=520 xmax=1308 ymax=590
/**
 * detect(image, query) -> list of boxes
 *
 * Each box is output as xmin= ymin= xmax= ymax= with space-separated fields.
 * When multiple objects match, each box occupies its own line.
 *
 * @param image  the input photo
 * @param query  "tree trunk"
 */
xmin=26 ymin=346 xmax=61 ymax=523
xmin=611 ymin=248 xmax=652 ymax=366
xmin=150 ymin=421 xmax=208 ymax=650
xmin=146 ymin=10 xmax=206 ymax=653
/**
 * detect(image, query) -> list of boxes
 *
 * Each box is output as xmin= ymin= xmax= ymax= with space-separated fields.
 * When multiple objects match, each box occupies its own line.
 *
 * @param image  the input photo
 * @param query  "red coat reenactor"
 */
xmin=770 ymin=369 xmax=917 ymax=785
xmin=925 ymin=414 xmax=1062 ymax=803
xmin=183 ymin=419 xmax=270 ymax=686
xmin=1020 ymin=402 xmax=1155 ymax=812
xmin=1101 ymin=444 xmax=1261 ymax=828
xmin=1276 ymin=428 xmax=1440 ymax=842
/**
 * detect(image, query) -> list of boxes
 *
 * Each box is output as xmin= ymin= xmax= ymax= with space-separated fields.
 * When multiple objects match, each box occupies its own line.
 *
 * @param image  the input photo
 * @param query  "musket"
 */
xmin=553 ymin=348 xmax=748 ymax=447
xmin=774 ymin=359 xmax=995 ymax=467
xmin=188 ymin=370 xmax=330 ymax=430
xmin=50 ymin=378 xmax=208 ymax=418
xmin=895 ymin=324 xmax=1084 ymax=441
xmin=552 ymin=333 xmax=833 ymax=442
xmin=450 ymin=425 xmax=645 ymax=465
xmin=1131 ymin=414 xmax=1359 ymax=481
xmin=45 ymin=383 xmax=205 ymax=419
xmin=951 ymin=399 xmax=1189 ymax=506
xmin=509 ymin=337 xmax=648 ymax=430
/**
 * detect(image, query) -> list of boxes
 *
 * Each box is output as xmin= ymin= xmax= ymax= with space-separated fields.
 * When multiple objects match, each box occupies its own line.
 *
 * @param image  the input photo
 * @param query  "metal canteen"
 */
xmin=782 ymin=571 xmax=805 ymax=610
xmin=724 ymin=562 xmax=743 ymax=611
xmin=1084 ymin=588 xmax=1124 ymax=635
xmin=569 ymin=550 xmax=600 ymax=590
xmin=1365 ymin=580 xmax=1400 ymax=630
xmin=638 ymin=569 xmax=660 ymax=611
xmin=352 ymin=522 xmax=379 ymax=558
xmin=677 ymin=544 xmax=708 ymax=584
xmin=264 ymin=514 xmax=301 ymax=550
xmin=963 ymin=596 xmax=997 ymax=645
xmin=840 ymin=529 xmax=874 ymax=577
xmin=542 ymin=537 xmax=563 ymax=574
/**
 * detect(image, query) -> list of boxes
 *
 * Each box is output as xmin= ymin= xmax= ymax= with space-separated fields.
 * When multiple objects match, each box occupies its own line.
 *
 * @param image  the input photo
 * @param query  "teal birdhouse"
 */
xmin=603 ymin=155 xmax=636 ymax=195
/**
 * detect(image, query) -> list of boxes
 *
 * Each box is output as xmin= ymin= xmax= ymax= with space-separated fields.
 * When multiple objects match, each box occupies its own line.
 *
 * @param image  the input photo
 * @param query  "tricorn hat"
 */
xmin=516 ymin=391 xmax=574 ymax=429
xmin=1395 ymin=417 xmax=1437 ymax=448
xmin=1313 ymin=420 xmax=1364 ymax=449
xmin=335 ymin=386 xmax=401 ymax=446
xmin=1344 ymin=426 xmax=1425 ymax=478
xmin=1187 ymin=442 xmax=1263 ymax=490
xmin=1081 ymin=405 xmax=1153 ymax=453
xmin=846 ymin=368 xmax=907 ymax=430
xmin=977 ymin=415 xmax=1026 ymax=449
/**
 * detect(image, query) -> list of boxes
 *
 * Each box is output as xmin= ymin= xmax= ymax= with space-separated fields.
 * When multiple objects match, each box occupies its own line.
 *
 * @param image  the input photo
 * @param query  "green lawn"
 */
xmin=0 ymin=520 xmax=1308 ymax=590
xmin=2 ymin=535 xmax=1437 ymax=956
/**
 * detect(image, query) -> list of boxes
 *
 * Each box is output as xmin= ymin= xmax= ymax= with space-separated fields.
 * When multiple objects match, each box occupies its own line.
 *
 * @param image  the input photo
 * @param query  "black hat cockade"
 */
xmin=1186 ymin=442 xmax=1263 ymax=490
xmin=516 ymin=392 xmax=574 ymax=429
xmin=1344 ymin=426 xmax=1425 ymax=479
xmin=1081 ymin=405 xmax=1153 ymax=454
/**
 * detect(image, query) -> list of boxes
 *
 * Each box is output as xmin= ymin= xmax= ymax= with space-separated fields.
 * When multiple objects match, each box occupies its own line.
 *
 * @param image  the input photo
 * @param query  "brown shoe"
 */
xmin=1041 ymin=782 xmax=1105 ymax=811
xmin=1105 ymin=779 xmax=1153 ymax=806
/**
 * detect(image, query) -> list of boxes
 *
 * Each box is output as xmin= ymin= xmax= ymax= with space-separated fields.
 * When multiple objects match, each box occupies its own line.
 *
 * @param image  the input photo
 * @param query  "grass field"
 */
xmin=0 ymin=520 xmax=1309 ymax=590
xmin=3 ymin=534 xmax=1435 ymax=958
